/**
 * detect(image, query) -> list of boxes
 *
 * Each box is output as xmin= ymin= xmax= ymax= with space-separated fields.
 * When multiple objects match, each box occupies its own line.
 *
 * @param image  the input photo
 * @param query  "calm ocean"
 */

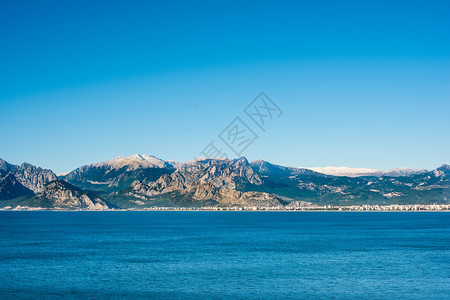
xmin=0 ymin=211 xmax=449 ymax=299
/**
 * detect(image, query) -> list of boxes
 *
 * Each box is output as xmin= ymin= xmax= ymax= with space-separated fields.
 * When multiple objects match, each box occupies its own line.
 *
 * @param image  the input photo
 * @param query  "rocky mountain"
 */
xmin=14 ymin=180 xmax=115 ymax=210
xmin=173 ymin=157 xmax=263 ymax=189
xmin=107 ymin=158 xmax=448 ymax=208
xmin=0 ymin=158 xmax=57 ymax=192
xmin=0 ymin=155 xmax=448 ymax=209
xmin=113 ymin=179 xmax=285 ymax=208
xmin=61 ymin=154 xmax=176 ymax=193
xmin=305 ymin=166 xmax=428 ymax=177
xmin=109 ymin=158 xmax=286 ymax=208
xmin=248 ymin=163 xmax=449 ymax=205
xmin=431 ymin=164 xmax=450 ymax=177
xmin=251 ymin=160 xmax=322 ymax=177
xmin=382 ymin=167 xmax=429 ymax=177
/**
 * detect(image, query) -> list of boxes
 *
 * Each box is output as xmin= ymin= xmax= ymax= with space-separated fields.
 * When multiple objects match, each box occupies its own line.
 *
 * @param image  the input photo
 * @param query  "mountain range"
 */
xmin=304 ymin=166 xmax=428 ymax=177
xmin=0 ymin=155 xmax=448 ymax=210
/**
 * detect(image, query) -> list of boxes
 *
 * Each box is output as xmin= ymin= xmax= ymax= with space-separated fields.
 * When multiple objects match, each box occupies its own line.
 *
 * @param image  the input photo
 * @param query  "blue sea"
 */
xmin=0 ymin=211 xmax=449 ymax=299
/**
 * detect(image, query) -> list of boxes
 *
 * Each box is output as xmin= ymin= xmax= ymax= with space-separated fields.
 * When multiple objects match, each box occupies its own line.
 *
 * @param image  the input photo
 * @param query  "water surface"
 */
xmin=0 ymin=211 xmax=449 ymax=299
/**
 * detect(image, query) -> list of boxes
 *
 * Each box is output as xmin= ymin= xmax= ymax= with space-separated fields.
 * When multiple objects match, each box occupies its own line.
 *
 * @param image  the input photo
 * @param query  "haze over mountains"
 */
xmin=0 ymin=155 xmax=448 ymax=210
xmin=305 ymin=166 xmax=428 ymax=177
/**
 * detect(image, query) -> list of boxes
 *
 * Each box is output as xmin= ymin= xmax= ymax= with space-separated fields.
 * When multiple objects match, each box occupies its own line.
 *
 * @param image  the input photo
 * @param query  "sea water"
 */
xmin=0 ymin=211 xmax=449 ymax=299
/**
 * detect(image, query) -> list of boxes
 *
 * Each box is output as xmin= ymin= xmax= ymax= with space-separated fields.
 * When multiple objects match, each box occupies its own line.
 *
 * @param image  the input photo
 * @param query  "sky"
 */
xmin=1 ymin=0 xmax=449 ymax=173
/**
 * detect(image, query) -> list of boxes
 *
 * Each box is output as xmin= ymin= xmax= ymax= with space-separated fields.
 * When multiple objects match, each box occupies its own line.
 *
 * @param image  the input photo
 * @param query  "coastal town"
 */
xmin=128 ymin=204 xmax=450 ymax=212
xmin=3 ymin=204 xmax=450 ymax=211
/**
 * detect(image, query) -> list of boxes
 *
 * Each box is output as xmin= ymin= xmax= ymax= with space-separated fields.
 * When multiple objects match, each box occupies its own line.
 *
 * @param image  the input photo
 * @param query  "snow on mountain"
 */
xmin=62 ymin=154 xmax=177 ymax=192
xmin=383 ymin=167 xmax=428 ymax=177
xmin=90 ymin=154 xmax=175 ymax=170
xmin=304 ymin=166 xmax=428 ymax=177
xmin=433 ymin=164 xmax=450 ymax=177
xmin=250 ymin=160 xmax=322 ymax=177
xmin=305 ymin=167 xmax=380 ymax=177
xmin=165 ymin=159 xmax=181 ymax=166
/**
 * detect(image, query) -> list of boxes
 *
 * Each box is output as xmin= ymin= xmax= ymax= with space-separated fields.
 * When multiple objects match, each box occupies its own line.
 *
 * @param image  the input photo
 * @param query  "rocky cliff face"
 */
xmin=113 ymin=158 xmax=285 ymax=207
xmin=33 ymin=180 xmax=114 ymax=210
xmin=171 ymin=157 xmax=263 ymax=190
xmin=0 ymin=158 xmax=57 ymax=193
xmin=122 ymin=157 xmax=264 ymax=196
xmin=11 ymin=163 xmax=57 ymax=192
xmin=124 ymin=178 xmax=284 ymax=207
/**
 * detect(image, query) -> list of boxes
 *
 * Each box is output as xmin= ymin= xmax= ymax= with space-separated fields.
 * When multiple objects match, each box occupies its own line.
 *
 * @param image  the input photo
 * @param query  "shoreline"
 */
xmin=1 ymin=204 xmax=449 ymax=212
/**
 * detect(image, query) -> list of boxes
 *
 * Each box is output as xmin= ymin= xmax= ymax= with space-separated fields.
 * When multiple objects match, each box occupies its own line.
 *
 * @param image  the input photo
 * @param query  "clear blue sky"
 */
xmin=1 ymin=0 xmax=449 ymax=173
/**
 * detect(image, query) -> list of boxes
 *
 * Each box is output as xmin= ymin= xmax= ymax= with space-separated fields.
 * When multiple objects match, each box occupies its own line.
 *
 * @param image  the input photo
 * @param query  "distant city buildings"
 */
xmin=115 ymin=204 xmax=450 ymax=212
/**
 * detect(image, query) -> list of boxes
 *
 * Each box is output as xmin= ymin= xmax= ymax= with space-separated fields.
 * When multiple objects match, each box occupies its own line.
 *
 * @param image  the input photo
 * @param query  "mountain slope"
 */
xmin=249 ymin=164 xmax=449 ymax=205
xmin=0 ymin=173 xmax=34 ymax=200
xmin=251 ymin=160 xmax=321 ymax=177
xmin=24 ymin=180 xmax=115 ymax=210
xmin=62 ymin=154 xmax=176 ymax=193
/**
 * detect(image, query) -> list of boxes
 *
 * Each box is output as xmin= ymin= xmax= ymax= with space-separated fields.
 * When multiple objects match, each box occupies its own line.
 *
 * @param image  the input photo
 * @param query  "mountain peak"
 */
xmin=61 ymin=154 xmax=176 ymax=193
xmin=94 ymin=154 xmax=175 ymax=170
xmin=0 ymin=158 xmax=9 ymax=172
xmin=433 ymin=164 xmax=450 ymax=177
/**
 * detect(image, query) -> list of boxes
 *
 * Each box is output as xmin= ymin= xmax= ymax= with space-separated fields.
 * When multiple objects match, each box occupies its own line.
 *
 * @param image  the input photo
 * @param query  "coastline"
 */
xmin=1 ymin=204 xmax=449 ymax=212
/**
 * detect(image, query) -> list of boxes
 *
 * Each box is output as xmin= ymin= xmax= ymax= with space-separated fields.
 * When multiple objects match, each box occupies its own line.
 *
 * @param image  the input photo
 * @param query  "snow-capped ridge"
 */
xmin=304 ymin=166 xmax=428 ymax=177
xmin=89 ymin=154 xmax=176 ymax=170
